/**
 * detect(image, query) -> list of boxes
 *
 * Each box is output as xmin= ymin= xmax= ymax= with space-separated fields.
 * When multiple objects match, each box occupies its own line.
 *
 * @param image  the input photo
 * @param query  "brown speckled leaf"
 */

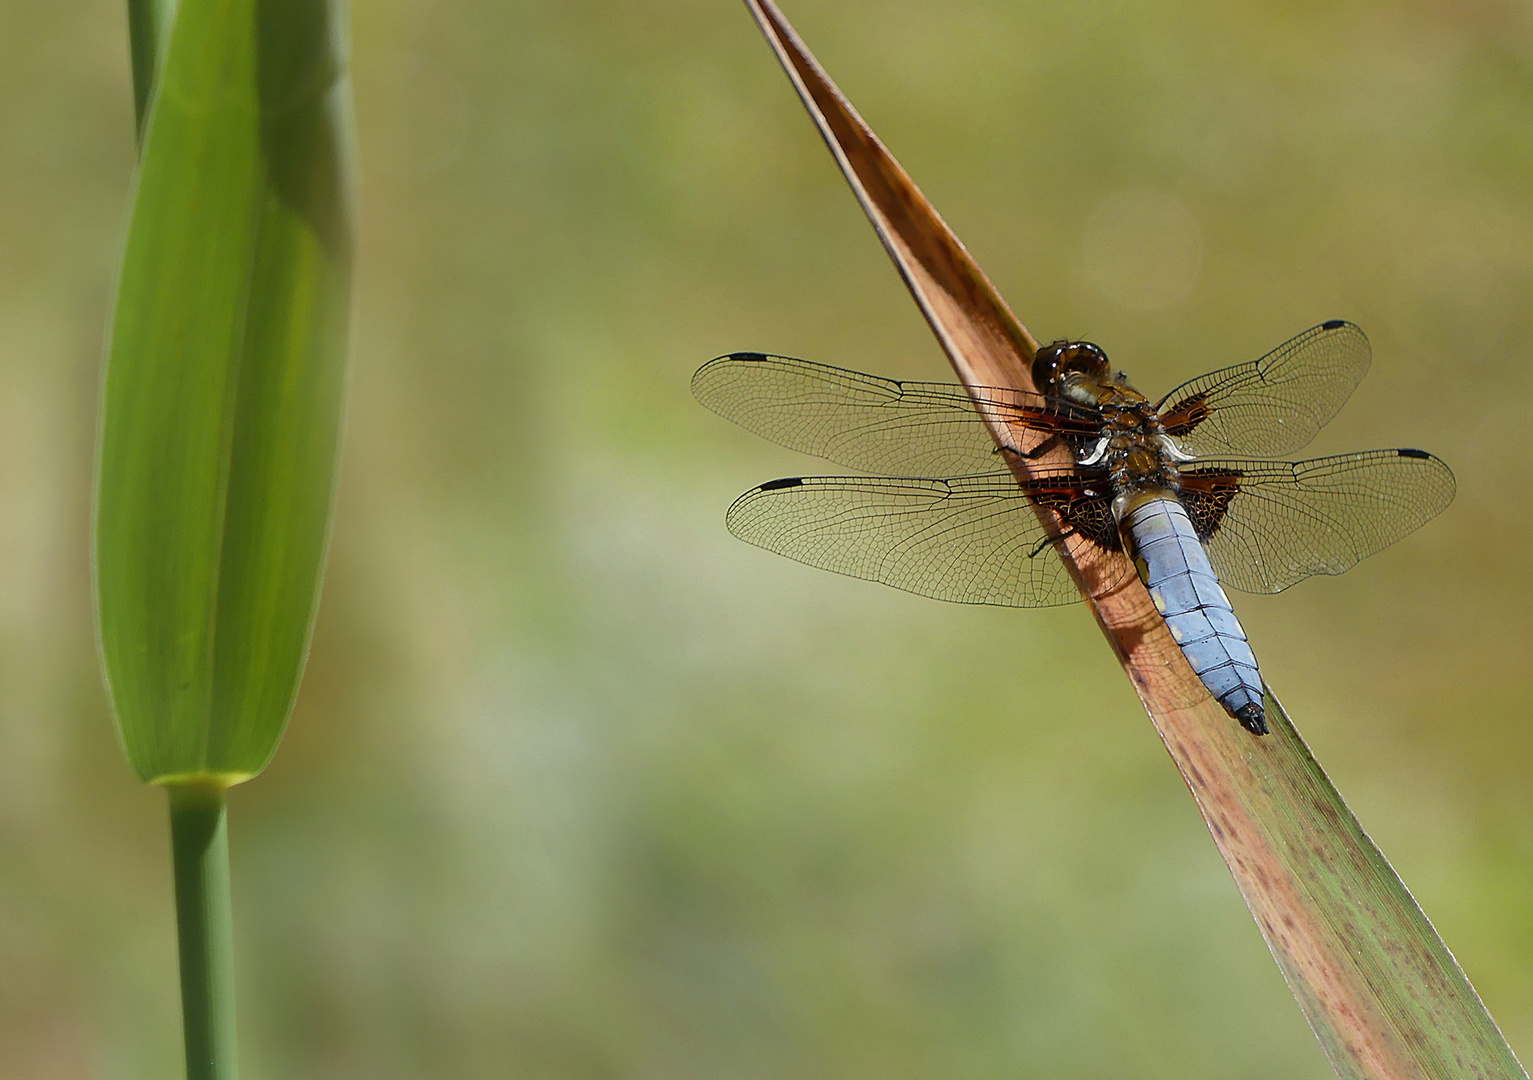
xmin=741 ymin=2 xmax=1526 ymax=1076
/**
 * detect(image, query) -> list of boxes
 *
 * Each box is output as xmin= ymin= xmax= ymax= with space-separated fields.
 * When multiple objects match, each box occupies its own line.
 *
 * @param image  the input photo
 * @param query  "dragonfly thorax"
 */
xmin=1031 ymin=340 xmax=1184 ymax=505
xmin=1067 ymin=395 xmax=1182 ymax=505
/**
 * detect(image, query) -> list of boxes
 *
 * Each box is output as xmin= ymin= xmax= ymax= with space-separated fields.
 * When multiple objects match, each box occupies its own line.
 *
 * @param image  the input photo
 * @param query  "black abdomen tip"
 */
xmin=1235 ymin=702 xmax=1268 ymax=736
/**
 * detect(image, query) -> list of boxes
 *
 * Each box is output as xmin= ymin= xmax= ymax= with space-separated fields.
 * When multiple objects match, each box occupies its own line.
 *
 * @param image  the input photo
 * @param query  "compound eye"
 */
xmin=1032 ymin=340 xmax=1112 ymax=391
xmin=1067 ymin=342 xmax=1110 ymax=378
xmin=1031 ymin=342 xmax=1068 ymax=391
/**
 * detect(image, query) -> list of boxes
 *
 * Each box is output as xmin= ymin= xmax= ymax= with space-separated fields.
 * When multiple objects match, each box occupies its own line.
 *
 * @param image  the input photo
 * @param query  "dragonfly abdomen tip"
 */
xmin=1235 ymin=702 xmax=1268 ymax=736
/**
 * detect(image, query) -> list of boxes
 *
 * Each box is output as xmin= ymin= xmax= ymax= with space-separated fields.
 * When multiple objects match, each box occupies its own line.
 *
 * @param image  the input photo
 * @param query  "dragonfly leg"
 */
xmin=997 ymin=434 xmax=1061 ymax=462
xmin=1023 ymin=434 xmax=1061 ymax=460
xmin=1028 ymin=527 xmax=1077 ymax=559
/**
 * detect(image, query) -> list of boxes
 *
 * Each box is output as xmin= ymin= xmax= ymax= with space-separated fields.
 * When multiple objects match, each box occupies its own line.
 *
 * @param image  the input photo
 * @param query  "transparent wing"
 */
xmin=1179 ymin=449 xmax=1455 ymax=594
xmin=694 ymin=353 xmax=1099 ymax=478
xmin=725 ymin=472 xmax=1128 ymax=608
xmin=1156 ymin=321 xmax=1372 ymax=458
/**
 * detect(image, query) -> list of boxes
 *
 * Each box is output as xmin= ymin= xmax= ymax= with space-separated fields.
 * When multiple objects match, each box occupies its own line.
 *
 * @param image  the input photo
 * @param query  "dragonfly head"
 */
xmin=1033 ymin=340 xmax=1111 ymax=397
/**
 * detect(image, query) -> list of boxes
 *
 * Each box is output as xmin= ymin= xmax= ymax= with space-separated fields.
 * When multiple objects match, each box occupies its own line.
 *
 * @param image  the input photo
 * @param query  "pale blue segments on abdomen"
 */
xmin=1120 ymin=498 xmax=1264 ymax=718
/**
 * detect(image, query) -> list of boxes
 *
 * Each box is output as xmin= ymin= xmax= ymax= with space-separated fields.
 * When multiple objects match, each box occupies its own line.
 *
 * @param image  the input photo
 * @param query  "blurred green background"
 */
xmin=3 ymin=0 xmax=1532 ymax=1076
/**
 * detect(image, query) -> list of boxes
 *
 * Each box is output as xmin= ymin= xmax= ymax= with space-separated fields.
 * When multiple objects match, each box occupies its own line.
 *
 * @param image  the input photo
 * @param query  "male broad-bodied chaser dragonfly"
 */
xmin=693 ymin=321 xmax=1455 ymax=736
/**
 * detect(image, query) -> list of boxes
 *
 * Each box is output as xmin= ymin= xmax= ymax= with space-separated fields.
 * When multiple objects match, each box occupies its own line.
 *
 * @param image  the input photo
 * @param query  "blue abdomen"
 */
xmin=1119 ymin=498 xmax=1267 ymax=734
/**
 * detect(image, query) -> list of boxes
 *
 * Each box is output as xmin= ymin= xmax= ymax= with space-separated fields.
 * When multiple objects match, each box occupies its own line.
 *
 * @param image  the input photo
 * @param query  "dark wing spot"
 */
xmin=1321 ymin=318 xmax=1346 ymax=331
xmin=729 ymin=351 xmax=769 ymax=362
xmin=1396 ymin=448 xmax=1431 ymax=460
xmin=757 ymin=476 xmax=805 ymax=491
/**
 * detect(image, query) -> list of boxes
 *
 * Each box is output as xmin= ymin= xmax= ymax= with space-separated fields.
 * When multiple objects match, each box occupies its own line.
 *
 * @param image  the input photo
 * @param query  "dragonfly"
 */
xmin=692 ymin=320 xmax=1455 ymax=735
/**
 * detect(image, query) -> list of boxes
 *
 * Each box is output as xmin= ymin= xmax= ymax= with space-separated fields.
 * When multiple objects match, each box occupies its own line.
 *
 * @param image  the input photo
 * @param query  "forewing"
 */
xmin=725 ymin=471 xmax=1126 ymax=607
xmin=1157 ymin=321 xmax=1371 ymax=458
xmin=1178 ymin=449 xmax=1455 ymax=594
xmin=694 ymin=353 xmax=1097 ymax=477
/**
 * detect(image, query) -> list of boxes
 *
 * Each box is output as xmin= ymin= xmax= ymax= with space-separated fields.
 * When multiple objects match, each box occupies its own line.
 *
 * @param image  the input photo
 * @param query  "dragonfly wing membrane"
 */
xmin=725 ymin=472 xmax=1124 ymax=608
xmin=693 ymin=353 xmax=1092 ymax=477
xmin=1179 ymin=449 xmax=1455 ymax=594
xmin=1157 ymin=321 xmax=1372 ymax=458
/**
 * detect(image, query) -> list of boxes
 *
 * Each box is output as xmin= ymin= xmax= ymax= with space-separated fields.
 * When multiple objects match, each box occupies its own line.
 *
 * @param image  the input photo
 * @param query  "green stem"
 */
xmin=169 ymin=784 xmax=238 ymax=1080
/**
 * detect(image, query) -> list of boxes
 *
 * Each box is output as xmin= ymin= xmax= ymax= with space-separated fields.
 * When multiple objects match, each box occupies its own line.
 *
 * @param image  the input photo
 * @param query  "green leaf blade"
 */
xmin=98 ymin=0 xmax=352 ymax=785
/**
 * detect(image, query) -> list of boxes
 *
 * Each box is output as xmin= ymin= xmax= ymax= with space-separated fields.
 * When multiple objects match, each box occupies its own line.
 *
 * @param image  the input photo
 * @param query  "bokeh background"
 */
xmin=3 ymin=0 xmax=1533 ymax=1076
